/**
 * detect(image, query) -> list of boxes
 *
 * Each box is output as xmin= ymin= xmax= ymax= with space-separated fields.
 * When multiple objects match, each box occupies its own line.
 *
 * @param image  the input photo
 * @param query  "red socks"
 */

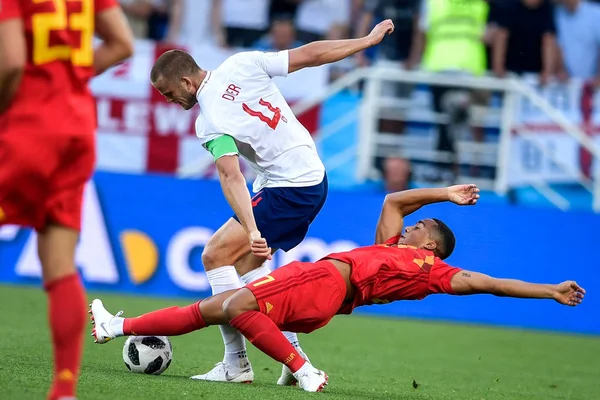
xmin=230 ymin=311 xmax=305 ymax=373
xmin=44 ymin=273 xmax=87 ymax=400
xmin=123 ymin=301 xmax=206 ymax=336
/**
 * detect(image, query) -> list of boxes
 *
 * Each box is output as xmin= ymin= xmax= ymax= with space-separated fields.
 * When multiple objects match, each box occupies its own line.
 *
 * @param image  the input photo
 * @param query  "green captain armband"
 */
xmin=205 ymin=135 xmax=239 ymax=161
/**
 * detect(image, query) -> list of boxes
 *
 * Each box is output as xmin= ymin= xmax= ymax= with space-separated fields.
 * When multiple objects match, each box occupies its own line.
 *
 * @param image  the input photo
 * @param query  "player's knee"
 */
xmin=222 ymin=289 xmax=256 ymax=321
xmin=201 ymin=246 xmax=220 ymax=271
xmin=203 ymin=220 xmax=254 ymax=271
xmin=201 ymin=233 xmax=238 ymax=270
xmin=222 ymin=297 xmax=237 ymax=321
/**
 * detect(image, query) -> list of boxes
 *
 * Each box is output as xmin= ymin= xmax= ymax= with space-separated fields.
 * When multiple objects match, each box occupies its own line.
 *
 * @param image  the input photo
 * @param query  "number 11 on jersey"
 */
xmin=242 ymin=99 xmax=286 ymax=130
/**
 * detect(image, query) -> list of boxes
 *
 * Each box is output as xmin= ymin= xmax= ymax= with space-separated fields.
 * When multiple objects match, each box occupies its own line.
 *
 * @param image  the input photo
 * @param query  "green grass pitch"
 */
xmin=1 ymin=285 xmax=599 ymax=400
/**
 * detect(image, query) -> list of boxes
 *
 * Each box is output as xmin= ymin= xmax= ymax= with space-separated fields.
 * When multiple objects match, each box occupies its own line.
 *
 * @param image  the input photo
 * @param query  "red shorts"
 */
xmin=246 ymin=260 xmax=347 ymax=334
xmin=0 ymin=130 xmax=95 ymax=231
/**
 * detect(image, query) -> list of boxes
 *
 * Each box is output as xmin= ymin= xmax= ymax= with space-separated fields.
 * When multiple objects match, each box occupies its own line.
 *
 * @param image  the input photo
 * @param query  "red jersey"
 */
xmin=325 ymin=236 xmax=462 ymax=314
xmin=0 ymin=0 xmax=117 ymax=135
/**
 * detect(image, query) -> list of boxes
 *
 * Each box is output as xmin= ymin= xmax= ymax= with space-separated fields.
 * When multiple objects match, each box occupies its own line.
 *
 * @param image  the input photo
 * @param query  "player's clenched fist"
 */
xmin=249 ymin=230 xmax=272 ymax=260
xmin=367 ymin=19 xmax=395 ymax=46
xmin=447 ymin=184 xmax=480 ymax=206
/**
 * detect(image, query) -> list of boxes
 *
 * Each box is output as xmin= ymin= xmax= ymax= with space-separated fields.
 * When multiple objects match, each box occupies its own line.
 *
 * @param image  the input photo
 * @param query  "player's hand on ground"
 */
xmin=553 ymin=281 xmax=585 ymax=306
xmin=447 ymin=184 xmax=480 ymax=206
xmin=367 ymin=19 xmax=394 ymax=46
xmin=249 ymin=230 xmax=272 ymax=260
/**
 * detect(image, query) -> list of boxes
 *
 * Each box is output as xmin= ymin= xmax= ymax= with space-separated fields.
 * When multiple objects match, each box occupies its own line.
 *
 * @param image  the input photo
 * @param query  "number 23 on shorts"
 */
xmin=252 ymin=275 xmax=275 ymax=287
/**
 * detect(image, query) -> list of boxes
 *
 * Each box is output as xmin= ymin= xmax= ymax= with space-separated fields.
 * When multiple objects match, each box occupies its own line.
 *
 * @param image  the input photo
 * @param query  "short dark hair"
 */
xmin=431 ymin=218 xmax=456 ymax=260
xmin=150 ymin=50 xmax=201 ymax=83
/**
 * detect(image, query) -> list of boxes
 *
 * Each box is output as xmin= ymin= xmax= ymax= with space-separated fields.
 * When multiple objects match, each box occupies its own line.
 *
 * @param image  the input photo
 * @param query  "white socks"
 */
xmin=284 ymin=331 xmax=303 ymax=354
xmin=109 ymin=316 xmax=124 ymax=336
xmin=240 ymin=265 xmax=306 ymax=359
xmin=239 ymin=264 xmax=272 ymax=286
xmin=206 ymin=266 xmax=248 ymax=368
xmin=206 ymin=265 xmax=243 ymax=295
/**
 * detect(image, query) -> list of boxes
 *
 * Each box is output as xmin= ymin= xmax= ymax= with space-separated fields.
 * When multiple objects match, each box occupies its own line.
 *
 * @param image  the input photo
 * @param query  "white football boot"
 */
xmin=293 ymin=363 xmax=329 ymax=392
xmin=89 ymin=299 xmax=123 ymax=344
xmin=190 ymin=362 xmax=254 ymax=383
xmin=277 ymin=349 xmax=310 ymax=386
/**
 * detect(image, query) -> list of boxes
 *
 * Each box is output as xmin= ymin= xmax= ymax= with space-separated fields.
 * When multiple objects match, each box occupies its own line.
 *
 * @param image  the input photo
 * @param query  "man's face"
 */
xmin=383 ymin=157 xmax=410 ymax=192
xmin=399 ymin=219 xmax=437 ymax=251
xmin=152 ymin=76 xmax=197 ymax=110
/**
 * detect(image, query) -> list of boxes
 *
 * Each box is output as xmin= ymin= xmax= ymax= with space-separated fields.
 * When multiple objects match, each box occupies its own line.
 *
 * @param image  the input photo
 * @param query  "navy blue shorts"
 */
xmin=234 ymin=174 xmax=328 ymax=252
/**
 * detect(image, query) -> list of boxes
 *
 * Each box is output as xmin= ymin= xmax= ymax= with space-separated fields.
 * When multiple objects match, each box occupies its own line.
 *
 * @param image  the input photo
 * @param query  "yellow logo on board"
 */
xmin=120 ymin=230 xmax=159 ymax=284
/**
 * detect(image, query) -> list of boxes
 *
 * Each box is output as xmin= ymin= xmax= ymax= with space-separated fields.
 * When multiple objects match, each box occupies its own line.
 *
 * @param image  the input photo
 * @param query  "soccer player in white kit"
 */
xmin=93 ymin=19 xmax=395 ymax=385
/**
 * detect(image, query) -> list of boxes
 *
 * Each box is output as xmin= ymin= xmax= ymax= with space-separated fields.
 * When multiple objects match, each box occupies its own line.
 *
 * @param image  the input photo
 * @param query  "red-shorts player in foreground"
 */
xmin=0 ymin=1 xmax=133 ymax=399
xmin=90 ymin=185 xmax=585 ymax=393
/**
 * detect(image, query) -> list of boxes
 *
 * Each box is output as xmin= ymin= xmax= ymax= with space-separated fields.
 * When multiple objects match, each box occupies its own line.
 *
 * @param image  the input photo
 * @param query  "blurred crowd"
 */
xmin=119 ymin=0 xmax=354 ymax=48
xmin=120 ymin=0 xmax=600 ymax=190
xmin=120 ymin=0 xmax=600 ymax=82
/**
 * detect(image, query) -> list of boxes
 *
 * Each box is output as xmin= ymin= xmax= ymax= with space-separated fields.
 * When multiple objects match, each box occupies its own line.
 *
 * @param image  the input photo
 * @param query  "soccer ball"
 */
xmin=122 ymin=336 xmax=173 ymax=375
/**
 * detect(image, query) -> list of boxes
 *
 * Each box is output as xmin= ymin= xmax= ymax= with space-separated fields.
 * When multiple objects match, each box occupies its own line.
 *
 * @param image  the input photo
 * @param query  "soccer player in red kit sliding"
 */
xmin=90 ymin=185 xmax=585 ymax=393
xmin=0 ymin=1 xmax=133 ymax=399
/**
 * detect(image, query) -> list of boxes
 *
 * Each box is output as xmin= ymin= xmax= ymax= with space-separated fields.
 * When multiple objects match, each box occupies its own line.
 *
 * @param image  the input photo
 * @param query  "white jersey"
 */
xmin=194 ymin=50 xmax=325 ymax=193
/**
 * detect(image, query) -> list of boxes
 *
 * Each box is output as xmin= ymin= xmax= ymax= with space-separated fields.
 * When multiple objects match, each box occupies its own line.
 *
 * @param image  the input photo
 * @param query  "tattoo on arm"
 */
xmin=462 ymin=272 xmax=472 ymax=278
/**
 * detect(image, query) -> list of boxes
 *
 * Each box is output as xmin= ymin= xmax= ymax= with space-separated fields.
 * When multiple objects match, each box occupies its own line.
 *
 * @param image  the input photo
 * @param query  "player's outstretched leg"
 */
xmin=223 ymin=289 xmax=329 ymax=393
xmin=89 ymin=291 xmax=256 ymax=382
xmin=89 ymin=290 xmax=237 ymax=342
xmin=39 ymin=225 xmax=87 ymax=400
xmin=237 ymin=259 xmax=311 ymax=386
xmin=90 ymin=298 xmax=213 ymax=343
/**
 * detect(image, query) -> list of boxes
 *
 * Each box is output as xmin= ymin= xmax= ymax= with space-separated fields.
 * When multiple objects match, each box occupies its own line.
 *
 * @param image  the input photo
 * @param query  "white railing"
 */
xmin=291 ymin=66 xmax=600 ymax=212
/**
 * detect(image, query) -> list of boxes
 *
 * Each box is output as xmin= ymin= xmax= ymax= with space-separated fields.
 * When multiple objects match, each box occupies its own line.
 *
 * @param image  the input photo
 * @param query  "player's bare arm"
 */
xmin=94 ymin=5 xmax=135 ymax=75
xmin=375 ymin=185 xmax=480 ymax=244
xmin=287 ymin=19 xmax=395 ymax=74
xmin=0 ymin=18 xmax=25 ymax=113
xmin=215 ymin=155 xmax=271 ymax=259
xmin=450 ymin=271 xmax=586 ymax=306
